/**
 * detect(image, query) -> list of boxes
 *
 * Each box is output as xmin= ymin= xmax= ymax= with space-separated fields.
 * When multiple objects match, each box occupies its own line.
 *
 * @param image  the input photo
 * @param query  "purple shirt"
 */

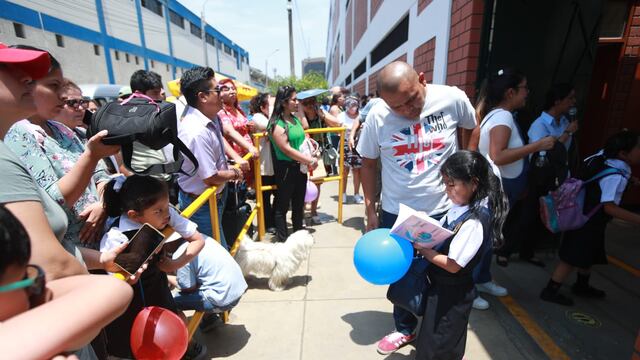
xmin=178 ymin=106 xmax=228 ymax=195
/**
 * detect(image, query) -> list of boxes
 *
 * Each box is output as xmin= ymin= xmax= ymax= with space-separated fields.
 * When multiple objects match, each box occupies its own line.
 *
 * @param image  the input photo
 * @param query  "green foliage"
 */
xmin=267 ymin=71 xmax=328 ymax=94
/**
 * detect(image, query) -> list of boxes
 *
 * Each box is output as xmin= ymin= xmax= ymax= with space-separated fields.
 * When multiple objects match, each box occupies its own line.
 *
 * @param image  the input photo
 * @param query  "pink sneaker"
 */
xmin=376 ymin=331 xmax=416 ymax=355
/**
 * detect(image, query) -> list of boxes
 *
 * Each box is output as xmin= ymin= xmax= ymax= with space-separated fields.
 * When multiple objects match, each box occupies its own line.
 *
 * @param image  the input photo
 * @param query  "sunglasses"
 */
xmin=0 ymin=264 xmax=46 ymax=309
xmin=203 ymin=84 xmax=231 ymax=95
xmin=64 ymin=98 xmax=88 ymax=109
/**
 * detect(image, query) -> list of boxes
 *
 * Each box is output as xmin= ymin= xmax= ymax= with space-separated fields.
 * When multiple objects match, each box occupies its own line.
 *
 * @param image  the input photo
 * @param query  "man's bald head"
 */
xmin=376 ymin=61 xmax=426 ymax=120
xmin=377 ymin=61 xmax=419 ymax=95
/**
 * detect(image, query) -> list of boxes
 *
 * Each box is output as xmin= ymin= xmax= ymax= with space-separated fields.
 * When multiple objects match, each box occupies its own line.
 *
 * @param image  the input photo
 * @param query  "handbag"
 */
xmin=385 ymin=214 xmax=471 ymax=316
xmin=88 ymin=93 xmax=198 ymax=176
xmin=299 ymin=136 xmax=320 ymax=174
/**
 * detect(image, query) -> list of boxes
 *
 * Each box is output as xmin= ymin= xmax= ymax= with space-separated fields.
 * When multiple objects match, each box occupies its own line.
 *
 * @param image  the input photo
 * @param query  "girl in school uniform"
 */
xmin=540 ymin=130 xmax=640 ymax=306
xmin=99 ymin=175 xmax=206 ymax=358
xmin=413 ymin=150 xmax=509 ymax=360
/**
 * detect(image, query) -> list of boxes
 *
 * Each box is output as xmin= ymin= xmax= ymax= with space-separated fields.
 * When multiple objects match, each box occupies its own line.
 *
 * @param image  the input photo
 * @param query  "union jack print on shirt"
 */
xmin=391 ymin=121 xmax=446 ymax=173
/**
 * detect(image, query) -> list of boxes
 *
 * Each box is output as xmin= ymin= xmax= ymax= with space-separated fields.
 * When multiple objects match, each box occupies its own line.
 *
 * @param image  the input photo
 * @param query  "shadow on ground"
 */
xmin=342 ymin=216 xmax=365 ymax=233
xmin=244 ymin=274 xmax=312 ymax=290
xmin=203 ymin=323 xmax=251 ymax=357
xmin=341 ymin=310 xmax=396 ymax=345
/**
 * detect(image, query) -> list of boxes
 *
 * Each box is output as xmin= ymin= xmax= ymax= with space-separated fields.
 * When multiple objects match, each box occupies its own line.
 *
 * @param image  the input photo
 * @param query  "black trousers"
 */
xmin=273 ymin=160 xmax=307 ymax=242
xmin=262 ymin=175 xmax=276 ymax=229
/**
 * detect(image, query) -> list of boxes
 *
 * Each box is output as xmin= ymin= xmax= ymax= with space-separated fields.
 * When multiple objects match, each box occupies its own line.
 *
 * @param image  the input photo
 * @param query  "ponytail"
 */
xmin=102 ymin=175 xmax=168 ymax=218
xmin=476 ymin=67 xmax=525 ymax=120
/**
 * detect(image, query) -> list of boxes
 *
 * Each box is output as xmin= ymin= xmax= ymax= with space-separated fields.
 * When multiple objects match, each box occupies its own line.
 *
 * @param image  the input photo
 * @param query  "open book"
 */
xmin=391 ymin=204 xmax=454 ymax=248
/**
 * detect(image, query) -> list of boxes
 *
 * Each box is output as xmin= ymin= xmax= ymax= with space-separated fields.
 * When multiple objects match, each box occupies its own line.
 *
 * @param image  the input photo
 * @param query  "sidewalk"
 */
xmin=193 ymin=179 xmax=538 ymax=359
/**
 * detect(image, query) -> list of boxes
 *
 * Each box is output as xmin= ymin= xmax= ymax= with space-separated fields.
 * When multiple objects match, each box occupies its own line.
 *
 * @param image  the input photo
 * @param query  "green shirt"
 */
xmin=270 ymin=116 xmax=305 ymax=162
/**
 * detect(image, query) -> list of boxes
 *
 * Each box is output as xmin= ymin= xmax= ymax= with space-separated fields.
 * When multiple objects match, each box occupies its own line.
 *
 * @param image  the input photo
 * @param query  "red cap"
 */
xmin=0 ymin=43 xmax=51 ymax=80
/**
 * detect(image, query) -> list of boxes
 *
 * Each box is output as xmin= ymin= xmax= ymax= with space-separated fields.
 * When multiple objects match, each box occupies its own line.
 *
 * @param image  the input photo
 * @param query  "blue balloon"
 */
xmin=353 ymin=228 xmax=414 ymax=285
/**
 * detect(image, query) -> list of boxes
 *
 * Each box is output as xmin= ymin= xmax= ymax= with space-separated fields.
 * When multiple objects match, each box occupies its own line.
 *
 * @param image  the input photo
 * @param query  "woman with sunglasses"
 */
xmin=268 ymin=86 xmax=318 ymax=242
xmin=4 ymin=47 xmax=118 ymax=250
xmin=53 ymin=79 xmax=90 ymax=141
xmin=0 ymin=204 xmax=134 ymax=359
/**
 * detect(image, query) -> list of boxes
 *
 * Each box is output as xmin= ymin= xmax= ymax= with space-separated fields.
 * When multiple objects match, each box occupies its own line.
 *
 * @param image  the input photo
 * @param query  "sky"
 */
xmin=178 ymin=0 xmax=330 ymax=79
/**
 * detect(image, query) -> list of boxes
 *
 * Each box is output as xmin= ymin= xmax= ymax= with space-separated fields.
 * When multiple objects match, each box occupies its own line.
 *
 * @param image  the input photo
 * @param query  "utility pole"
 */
xmin=200 ymin=0 xmax=211 ymax=67
xmin=287 ymin=0 xmax=295 ymax=78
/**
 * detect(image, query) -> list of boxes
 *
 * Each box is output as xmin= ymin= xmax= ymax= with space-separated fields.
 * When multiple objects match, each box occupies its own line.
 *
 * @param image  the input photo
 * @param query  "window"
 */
xmin=353 ymin=58 xmax=366 ymax=79
xmin=125 ymin=53 xmax=130 ymax=63
xmin=206 ymin=34 xmax=215 ymax=46
xmin=93 ymin=44 xmax=100 ymax=56
xmin=141 ymin=0 xmax=163 ymax=17
xmin=169 ymin=9 xmax=184 ymax=28
xmin=150 ymin=60 xmax=155 ymax=68
xmin=166 ymin=64 xmax=170 ymax=72
xmin=217 ymin=41 xmax=222 ymax=49
xmin=224 ymin=44 xmax=232 ymax=55
xmin=135 ymin=56 xmax=139 ymax=65
xmin=345 ymin=74 xmax=352 ymax=86
xmin=13 ymin=23 xmax=25 ymax=39
xmin=55 ymin=34 xmax=65 ymax=48
xmin=190 ymin=22 xmax=202 ymax=38
xmin=233 ymin=49 xmax=238 ymax=58
xmin=114 ymin=50 xmax=120 ymax=61
xmin=370 ymin=14 xmax=409 ymax=66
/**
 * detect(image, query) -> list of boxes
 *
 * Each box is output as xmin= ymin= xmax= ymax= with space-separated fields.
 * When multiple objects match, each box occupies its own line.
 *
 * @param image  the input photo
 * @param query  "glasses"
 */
xmin=63 ymin=98 xmax=88 ymax=109
xmin=203 ymin=84 xmax=230 ymax=95
xmin=0 ymin=264 xmax=46 ymax=309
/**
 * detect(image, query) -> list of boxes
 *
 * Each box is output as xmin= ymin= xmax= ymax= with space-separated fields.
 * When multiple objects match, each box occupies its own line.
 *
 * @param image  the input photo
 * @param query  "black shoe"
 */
xmin=496 ymin=255 xmax=509 ymax=267
xmin=571 ymin=284 xmax=606 ymax=298
xmin=199 ymin=313 xmax=223 ymax=333
xmin=521 ymin=256 xmax=545 ymax=268
xmin=540 ymin=288 xmax=574 ymax=306
xmin=182 ymin=341 xmax=208 ymax=360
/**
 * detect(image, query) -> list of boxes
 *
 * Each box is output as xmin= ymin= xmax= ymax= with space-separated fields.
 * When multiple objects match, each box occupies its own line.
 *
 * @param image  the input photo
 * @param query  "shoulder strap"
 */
xmin=584 ymin=167 xmax=626 ymax=185
xmin=479 ymin=109 xmax=504 ymax=129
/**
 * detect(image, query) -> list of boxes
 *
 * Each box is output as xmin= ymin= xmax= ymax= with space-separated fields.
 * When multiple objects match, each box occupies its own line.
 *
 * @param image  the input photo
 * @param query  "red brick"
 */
xmin=635 ymin=5 xmax=640 ymax=16
xmin=628 ymin=36 xmax=640 ymax=46
xmin=460 ymin=2 xmax=473 ymax=20
xmin=632 ymin=16 xmax=640 ymax=26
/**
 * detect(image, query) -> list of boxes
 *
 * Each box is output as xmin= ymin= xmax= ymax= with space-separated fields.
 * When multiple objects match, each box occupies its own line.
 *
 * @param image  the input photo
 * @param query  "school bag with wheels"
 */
xmin=88 ymin=93 xmax=199 ymax=176
xmin=539 ymin=166 xmax=624 ymax=234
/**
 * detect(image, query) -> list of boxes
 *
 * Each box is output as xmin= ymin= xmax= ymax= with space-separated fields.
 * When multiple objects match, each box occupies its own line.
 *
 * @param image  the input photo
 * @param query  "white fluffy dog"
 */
xmin=234 ymin=230 xmax=314 ymax=291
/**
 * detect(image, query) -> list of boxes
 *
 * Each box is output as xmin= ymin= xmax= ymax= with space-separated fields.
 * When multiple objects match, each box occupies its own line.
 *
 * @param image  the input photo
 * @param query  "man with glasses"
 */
xmin=177 ymin=66 xmax=244 ymax=249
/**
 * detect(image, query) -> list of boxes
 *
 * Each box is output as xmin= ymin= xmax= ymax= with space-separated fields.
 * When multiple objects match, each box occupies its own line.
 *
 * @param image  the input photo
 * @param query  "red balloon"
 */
xmin=130 ymin=306 xmax=188 ymax=360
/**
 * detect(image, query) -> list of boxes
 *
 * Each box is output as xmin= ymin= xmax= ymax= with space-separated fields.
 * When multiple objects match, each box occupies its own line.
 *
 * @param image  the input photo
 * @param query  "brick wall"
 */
xmin=345 ymin=1 xmax=353 ymax=61
xmin=354 ymin=0 xmax=368 ymax=48
xmin=609 ymin=1 xmax=640 ymax=129
xmin=413 ymin=37 xmax=436 ymax=83
xmin=371 ymin=0 xmax=383 ymax=21
xmin=353 ymin=78 xmax=366 ymax=96
xmin=446 ymin=0 xmax=484 ymax=101
xmin=418 ymin=0 xmax=433 ymax=15
xmin=369 ymin=53 xmax=407 ymax=94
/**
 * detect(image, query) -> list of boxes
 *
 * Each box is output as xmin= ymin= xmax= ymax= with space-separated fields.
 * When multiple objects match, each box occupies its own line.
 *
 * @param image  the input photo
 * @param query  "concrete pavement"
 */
xmin=193 ymin=178 xmax=639 ymax=359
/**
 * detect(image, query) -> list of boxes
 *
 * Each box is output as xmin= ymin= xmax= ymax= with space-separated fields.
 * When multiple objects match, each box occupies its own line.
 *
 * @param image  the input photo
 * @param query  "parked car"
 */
xmin=79 ymin=84 xmax=125 ymax=106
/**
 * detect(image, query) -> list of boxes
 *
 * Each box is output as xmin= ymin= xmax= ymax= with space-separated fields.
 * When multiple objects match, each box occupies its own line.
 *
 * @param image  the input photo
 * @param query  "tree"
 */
xmin=267 ymin=71 xmax=328 ymax=94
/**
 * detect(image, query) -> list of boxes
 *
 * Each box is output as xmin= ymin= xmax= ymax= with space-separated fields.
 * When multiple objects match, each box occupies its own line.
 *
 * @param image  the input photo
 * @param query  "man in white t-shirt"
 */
xmin=357 ymin=61 xmax=476 ymax=355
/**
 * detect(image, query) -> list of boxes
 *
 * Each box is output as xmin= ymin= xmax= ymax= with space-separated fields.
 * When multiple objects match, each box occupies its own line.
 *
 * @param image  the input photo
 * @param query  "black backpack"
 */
xmin=88 ymin=93 xmax=198 ymax=176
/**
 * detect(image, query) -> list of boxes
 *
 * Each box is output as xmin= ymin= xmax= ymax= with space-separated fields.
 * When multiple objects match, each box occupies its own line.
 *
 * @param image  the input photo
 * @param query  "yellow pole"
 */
xmin=253 ymin=133 xmax=266 ymax=240
xmin=187 ymin=311 xmax=205 ymax=341
xmin=229 ymin=209 xmax=257 ymax=256
xmin=337 ymin=128 xmax=345 ymax=224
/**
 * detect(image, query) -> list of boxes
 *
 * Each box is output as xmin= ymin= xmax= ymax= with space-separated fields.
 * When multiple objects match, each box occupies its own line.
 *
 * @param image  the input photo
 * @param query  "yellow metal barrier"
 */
xmin=157 ymin=152 xmax=252 ymax=341
xmin=252 ymin=127 xmax=346 ymax=240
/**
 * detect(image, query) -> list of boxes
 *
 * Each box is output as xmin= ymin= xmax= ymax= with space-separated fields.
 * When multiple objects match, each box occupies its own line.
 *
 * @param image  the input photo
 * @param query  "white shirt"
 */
xmin=478 ymin=109 xmax=525 ymax=179
xmin=337 ymin=111 xmax=359 ymax=138
xmin=439 ymin=204 xmax=483 ymax=268
xmin=600 ymin=158 xmax=631 ymax=204
xmin=100 ymin=207 xmax=198 ymax=252
xmin=356 ymin=84 xmax=477 ymax=215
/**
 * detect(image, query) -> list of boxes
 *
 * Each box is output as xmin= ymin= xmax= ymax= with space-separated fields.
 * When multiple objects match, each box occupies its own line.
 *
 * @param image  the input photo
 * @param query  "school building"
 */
xmin=0 ymin=0 xmax=251 ymax=86
xmin=326 ymin=0 xmax=640 ymax=204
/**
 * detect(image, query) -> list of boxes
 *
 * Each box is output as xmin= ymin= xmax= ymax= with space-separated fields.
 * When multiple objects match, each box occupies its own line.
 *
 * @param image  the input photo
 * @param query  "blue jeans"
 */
xmin=179 ymin=187 xmax=228 ymax=250
xmin=174 ymin=291 xmax=239 ymax=313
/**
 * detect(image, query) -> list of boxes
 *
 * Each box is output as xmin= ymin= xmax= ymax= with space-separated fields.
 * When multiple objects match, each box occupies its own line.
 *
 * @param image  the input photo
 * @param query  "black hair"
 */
xmin=603 ymin=130 xmax=640 ymax=159
xmin=249 ymin=92 xmax=269 ymax=115
xmin=543 ymin=83 xmax=573 ymax=111
xmin=180 ymin=66 xmax=216 ymax=107
xmin=0 ymin=205 xmax=31 ymax=275
xmin=476 ymin=67 xmax=526 ymax=119
xmin=330 ymin=93 xmax=343 ymax=106
xmin=130 ymin=70 xmax=163 ymax=94
xmin=9 ymin=44 xmax=60 ymax=71
xmin=321 ymin=97 xmax=330 ymax=106
xmin=440 ymin=150 xmax=509 ymax=247
xmin=103 ymin=175 xmax=168 ymax=218
xmin=268 ymin=85 xmax=297 ymax=132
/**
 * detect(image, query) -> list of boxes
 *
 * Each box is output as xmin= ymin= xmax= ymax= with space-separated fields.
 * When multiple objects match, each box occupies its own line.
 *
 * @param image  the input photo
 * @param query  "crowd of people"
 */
xmin=0 ymin=40 xmax=638 ymax=360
